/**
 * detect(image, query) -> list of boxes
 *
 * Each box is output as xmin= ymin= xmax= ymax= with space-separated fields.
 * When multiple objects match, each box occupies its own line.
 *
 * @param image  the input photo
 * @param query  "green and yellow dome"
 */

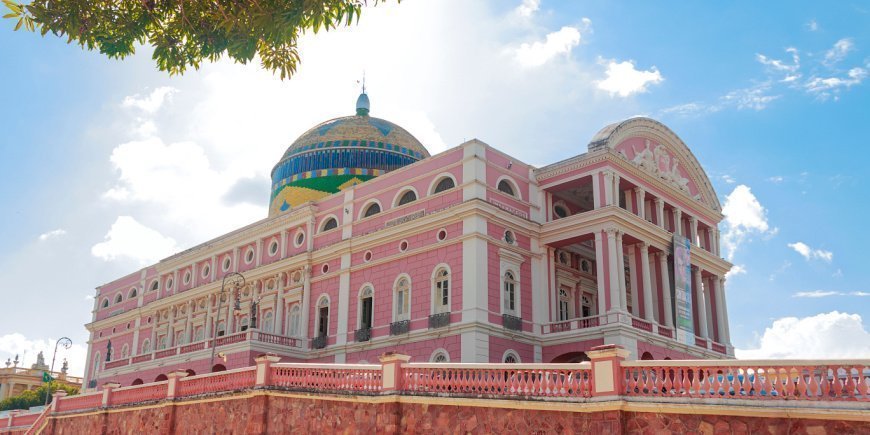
xmin=269 ymin=93 xmax=429 ymax=216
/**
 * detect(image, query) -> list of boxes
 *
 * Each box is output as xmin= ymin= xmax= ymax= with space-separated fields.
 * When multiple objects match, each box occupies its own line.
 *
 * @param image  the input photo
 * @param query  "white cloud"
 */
xmin=121 ymin=86 xmax=178 ymax=113
xmin=805 ymin=67 xmax=867 ymax=99
xmin=721 ymin=174 xmax=736 ymax=184
xmin=756 ymin=48 xmax=800 ymax=74
xmin=721 ymin=84 xmax=780 ymax=110
xmin=91 ymin=216 xmax=178 ymax=264
xmin=807 ymin=19 xmax=819 ymax=32
xmin=767 ymin=175 xmax=784 ymax=183
xmin=725 ymin=264 xmax=747 ymax=280
xmin=823 ymin=38 xmax=854 ymax=65
xmin=720 ymin=185 xmax=771 ymax=260
xmin=736 ymin=312 xmax=870 ymax=359
xmin=38 ymin=229 xmax=66 ymax=241
xmin=597 ymin=60 xmax=664 ymax=97
xmin=0 ymin=333 xmax=88 ymax=378
xmin=793 ymin=290 xmax=869 ymax=298
xmin=787 ymin=241 xmax=833 ymax=262
xmin=514 ymin=26 xmax=582 ymax=67
xmin=514 ymin=0 xmax=540 ymax=18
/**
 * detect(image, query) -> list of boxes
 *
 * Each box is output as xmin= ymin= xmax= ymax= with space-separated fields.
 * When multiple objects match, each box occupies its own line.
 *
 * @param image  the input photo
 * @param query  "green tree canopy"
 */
xmin=3 ymin=0 xmax=387 ymax=79
xmin=0 ymin=383 xmax=79 ymax=411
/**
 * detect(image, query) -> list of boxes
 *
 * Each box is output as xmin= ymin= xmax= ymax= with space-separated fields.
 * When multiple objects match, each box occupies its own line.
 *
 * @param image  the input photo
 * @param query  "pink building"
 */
xmin=83 ymin=94 xmax=733 ymax=389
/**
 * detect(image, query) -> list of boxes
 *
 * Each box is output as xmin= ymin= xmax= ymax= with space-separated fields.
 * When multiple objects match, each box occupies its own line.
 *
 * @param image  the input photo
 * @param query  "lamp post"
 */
xmin=44 ymin=337 xmax=72 ymax=407
xmin=209 ymin=272 xmax=245 ymax=371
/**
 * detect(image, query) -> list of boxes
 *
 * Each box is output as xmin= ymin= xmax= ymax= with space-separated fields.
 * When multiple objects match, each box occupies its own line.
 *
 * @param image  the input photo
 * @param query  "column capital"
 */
xmin=605 ymin=227 xmax=619 ymax=237
xmin=638 ymin=242 xmax=650 ymax=253
xmin=689 ymin=215 xmax=697 ymax=224
xmin=653 ymin=197 xmax=664 ymax=206
xmin=633 ymin=186 xmax=646 ymax=195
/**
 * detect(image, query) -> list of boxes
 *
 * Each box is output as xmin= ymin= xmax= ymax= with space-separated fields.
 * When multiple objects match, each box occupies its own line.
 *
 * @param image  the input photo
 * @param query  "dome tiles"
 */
xmin=269 ymin=93 xmax=429 ymax=216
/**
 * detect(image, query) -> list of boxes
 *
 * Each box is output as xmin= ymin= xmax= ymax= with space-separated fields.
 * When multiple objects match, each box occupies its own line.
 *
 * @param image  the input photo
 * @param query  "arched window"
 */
xmin=363 ymin=202 xmax=381 ymax=218
xmin=558 ymin=288 xmax=571 ymax=321
xmin=141 ymin=339 xmax=151 ymax=354
xmin=175 ymin=330 xmax=185 ymax=346
xmin=430 ymin=350 xmax=450 ymax=363
xmin=288 ymin=305 xmax=301 ymax=336
xmin=129 ymin=288 xmax=138 ymax=299
xmin=433 ymin=268 xmax=450 ymax=314
xmin=554 ymin=205 xmax=569 ymax=219
xmin=114 ymin=293 xmax=123 ymax=304
xmin=157 ymin=336 xmax=167 ymax=350
xmin=101 ymin=298 xmax=109 ymax=309
xmin=497 ymin=179 xmax=515 ymax=197
xmin=503 ymin=350 xmax=520 ymax=363
xmin=92 ymin=352 xmax=101 ymax=377
xmin=316 ymin=296 xmax=330 ymax=338
xmin=321 ymin=217 xmax=338 ymax=232
xmin=397 ymin=190 xmax=417 ymax=206
xmin=239 ymin=316 xmax=250 ymax=332
xmin=216 ymin=321 xmax=226 ymax=337
xmin=150 ymin=281 xmax=159 ymax=291
xmin=262 ymin=311 xmax=274 ymax=332
xmin=503 ymin=271 xmax=517 ymax=314
xmin=120 ymin=344 xmax=129 ymax=359
xmin=131 ymin=378 xmax=144 ymax=386
xmin=581 ymin=294 xmax=593 ymax=317
xmin=194 ymin=327 xmax=204 ymax=342
xmin=433 ymin=177 xmax=455 ymax=194
xmin=359 ymin=286 xmax=374 ymax=330
xmin=394 ymin=277 xmax=411 ymax=321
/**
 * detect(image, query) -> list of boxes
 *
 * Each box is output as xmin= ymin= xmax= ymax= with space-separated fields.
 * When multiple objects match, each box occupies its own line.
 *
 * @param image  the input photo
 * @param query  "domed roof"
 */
xmin=269 ymin=93 xmax=430 ymax=216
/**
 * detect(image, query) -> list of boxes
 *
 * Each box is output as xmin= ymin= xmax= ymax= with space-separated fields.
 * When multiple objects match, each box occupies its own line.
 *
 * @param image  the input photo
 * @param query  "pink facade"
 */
xmin=84 ymin=117 xmax=733 ymax=390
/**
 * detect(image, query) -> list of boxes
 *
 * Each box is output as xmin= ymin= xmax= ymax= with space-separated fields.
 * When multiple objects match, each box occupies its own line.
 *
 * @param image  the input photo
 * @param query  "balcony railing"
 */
xmin=428 ymin=312 xmax=450 ymax=329
xmin=354 ymin=328 xmax=372 ymax=342
xmin=711 ymin=341 xmax=727 ymax=354
xmin=105 ymin=358 xmax=130 ymax=369
xmin=631 ymin=317 xmax=653 ymax=332
xmin=657 ymin=326 xmax=673 ymax=338
xmin=502 ymin=314 xmax=522 ymax=331
xmin=390 ymin=320 xmax=410 ymax=335
xmin=542 ymin=315 xmax=604 ymax=334
xmin=312 ymin=335 xmax=327 ymax=349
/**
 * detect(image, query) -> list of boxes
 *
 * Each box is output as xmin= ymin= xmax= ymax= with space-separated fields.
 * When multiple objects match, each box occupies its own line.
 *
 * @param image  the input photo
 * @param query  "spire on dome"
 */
xmin=356 ymin=73 xmax=370 ymax=116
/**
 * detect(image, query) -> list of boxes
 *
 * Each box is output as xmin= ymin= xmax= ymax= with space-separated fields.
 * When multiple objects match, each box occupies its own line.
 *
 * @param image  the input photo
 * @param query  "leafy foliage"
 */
xmin=0 ymin=382 xmax=79 ymax=411
xmin=2 ymin=0 xmax=387 ymax=79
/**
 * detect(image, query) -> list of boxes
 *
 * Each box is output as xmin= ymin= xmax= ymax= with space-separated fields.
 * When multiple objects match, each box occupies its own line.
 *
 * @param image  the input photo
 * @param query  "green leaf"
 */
xmin=13 ymin=16 xmax=21 ymax=31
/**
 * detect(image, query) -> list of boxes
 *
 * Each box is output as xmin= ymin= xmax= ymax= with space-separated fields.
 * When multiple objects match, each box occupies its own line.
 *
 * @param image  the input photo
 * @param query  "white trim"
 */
xmin=287 ymin=304 xmax=302 ymax=337
xmin=428 ymin=172 xmax=458 ymax=195
xmin=268 ymin=237 xmax=279 ymax=257
xmin=358 ymin=199 xmax=383 ymax=220
xmin=314 ymin=294 xmax=330 ymax=337
xmin=222 ymin=254 xmax=232 ymax=272
xmin=392 ymin=186 xmax=420 ymax=207
xmin=436 ymin=227 xmax=448 ymax=242
xmin=399 ymin=239 xmax=409 ymax=252
xmin=127 ymin=287 xmax=138 ymax=299
xmin=201 ymin=263 xmax=211 ymax=279
xmin=552 ymin=200 xmax=570 ymax=219
xmin=183 ymin=269 xmax=192 ymax=285
xmin=392 ymin=273 xmax=412 ymax=322
xmin=503 ymin=229 xmax=517 ymax=245
xmin=357 ymin=283 xmax=375 ymax=329
xmin=244 ymin=246 xmax=255 ymax=264
xmin=293 ymin=229 xmax=306 ymax=248
xmin=495 ymin=175 xmax=522 ymax=200
xmin=149 ymin=280 xmax=160 ymax=292
xmin=430 ymin=263 xmax=452 ymax=315
xmin=502 ymin=349 xmax=521 ymax=363
xmin=114 ymin=292 xmax=124 ymax=305
xmin=429 ymin=348 xmax=451 ymax=362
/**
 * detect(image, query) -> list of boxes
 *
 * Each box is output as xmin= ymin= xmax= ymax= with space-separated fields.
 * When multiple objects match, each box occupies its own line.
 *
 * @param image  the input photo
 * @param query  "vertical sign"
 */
xmin=672 ymin=234 xmax=695 ymax=346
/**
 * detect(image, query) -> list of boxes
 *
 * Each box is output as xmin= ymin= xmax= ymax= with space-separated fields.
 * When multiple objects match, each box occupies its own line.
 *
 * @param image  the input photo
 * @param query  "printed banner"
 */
xmin=673 ymin=234 xmax=695 ymax=346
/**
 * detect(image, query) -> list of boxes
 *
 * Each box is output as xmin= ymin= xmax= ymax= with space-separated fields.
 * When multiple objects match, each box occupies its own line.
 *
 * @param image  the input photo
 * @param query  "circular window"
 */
xmin=166 ymin=278 xmax=173 ymax=290
xmin=294 ymin=231 xmax=305 ymax=247
xmin=504 ymin=230 xmax=515 ymax=245
xmin=183 ymin=271 xmax=191 ymax=285
xmin=112 ymin=327 xmax=116 ymax=333
xmin=364 ymin=251 xmax=373 ymax=262
xmin=269 ymin=239 xmax=279 ymax=256
xmin=245 ymin=247 xmax=255 ymax=264
xmin=437 ymin=229 xmax=447 ymax=241
xmin=554 ymin=205 xmax=569 ymax=219
xmin=559 ymin=252 xmax=569 ymax=265
xmin=399 ymin=240 xmax=409 ymax=252
xmin=202 ymin=264 xmax=210 ymax=278
xmin=321 ymin=264 xmax=329 ymax=274
xmin=147 ymin=316 xmax=152 ymax=324
xmin=222 ymin=256 xmax=231 ymax=272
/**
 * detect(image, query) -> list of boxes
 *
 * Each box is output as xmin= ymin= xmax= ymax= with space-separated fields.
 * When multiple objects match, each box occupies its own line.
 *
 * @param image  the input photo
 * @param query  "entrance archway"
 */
xmin=641 ymin=352 xmax=654 ymax=360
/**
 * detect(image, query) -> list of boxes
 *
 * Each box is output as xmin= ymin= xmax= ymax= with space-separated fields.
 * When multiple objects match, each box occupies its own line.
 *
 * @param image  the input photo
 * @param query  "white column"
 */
xmin=705 ymin=276 xmax=715 ymax=339
xmin=694 ymin=268 xmax=708 ymax=339
xmin=717 ymin=277 xmax=731 ymax=344
xmin=594 ymin=231 xmax=607 ymax=315
xmin=592 ymin=171 xmax=602 ymax=210
xmin=674 ymin=209 xmax=683 ymax=236
xmin=280 ymin=230 xmax=288 ymax=259
xmin=274 ymin=274 xmax=285 ymax=335
xmin=255 ymin=239 xmax=263 ymax=267
xmin=300 ymin=266 xmax=312 ymax=342
xmin=167 ymin=306 xmax=176 ymax=346
xmin=210 ymin=255 xmax=217 ymax=281
xmin=690 ymin=216 xmax=699 ymax=247
xmin=615 ymin=231 xmax=627 ymax=310
xmin=606 ymin=229 xmax=621 ymax=312
xmin=628 ymin=246 xmax=639 ymax=316
xmin=624 ymin=190 xmax=634 ymax=214
xmin=205 ymin=295 xmax=213 ymax=338
xmin=640 ymin=244 xmax=654 ymax=322
xmin=712 ymin=228 xmax=720 ymax=256
xmin=131 ymin=318 xmax=141 ymax=355
xmin=150 ymin=317 xmax=158 ymax=352
xmin=613 ymin=174 xmax=621 ymax=207
xmin=184 ymin=301 xmax=193 ymax=343
xmin=658 ymin=252 xmax=674 ymax=328
xmin=654 ymin=198 xmax=665 ymax=229
xmin=634 ymin=187 xmax=646 ymax=220
xmin=603 ymin=171 xmax=614 ymax=206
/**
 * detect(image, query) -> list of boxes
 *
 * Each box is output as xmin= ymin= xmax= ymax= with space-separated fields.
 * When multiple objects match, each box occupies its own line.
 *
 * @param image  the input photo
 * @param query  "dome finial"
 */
xmin=356 ymin=72 xmax=370 ymax=116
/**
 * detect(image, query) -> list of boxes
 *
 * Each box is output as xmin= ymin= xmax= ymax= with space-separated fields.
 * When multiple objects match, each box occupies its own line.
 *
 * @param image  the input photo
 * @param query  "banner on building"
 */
xmin=673 ymin=234 xmax=695 ymax=346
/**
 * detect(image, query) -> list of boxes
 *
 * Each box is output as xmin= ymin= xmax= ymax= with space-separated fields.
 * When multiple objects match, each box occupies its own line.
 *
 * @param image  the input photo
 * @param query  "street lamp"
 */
xmin=44 ymin=337 xmax=72 ymax=407
xmin=209 ymin=272 xmax=245 ymax=371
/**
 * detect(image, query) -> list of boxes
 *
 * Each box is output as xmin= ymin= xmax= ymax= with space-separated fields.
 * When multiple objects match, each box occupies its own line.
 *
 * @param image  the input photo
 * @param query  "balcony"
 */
xmin=502 ymin=314 xmax=522 ymax=331
xmin=390 ymin=320 xmax=410 ymax=335
xmin=355 ymin=328 xmax=372 ymax=342
xmin=428 ymin=312 xmax=450 ymax=329
xmin=312 ymin=335 xmax=327 ymax=349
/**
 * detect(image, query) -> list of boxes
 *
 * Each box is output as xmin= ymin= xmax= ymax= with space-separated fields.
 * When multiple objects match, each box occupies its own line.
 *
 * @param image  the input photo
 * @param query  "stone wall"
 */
xmin=36 ymin=392 xmax=869 ymax=435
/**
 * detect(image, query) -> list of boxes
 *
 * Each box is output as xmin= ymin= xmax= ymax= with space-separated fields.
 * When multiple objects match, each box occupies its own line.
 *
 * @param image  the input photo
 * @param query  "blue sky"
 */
xmin=0 ymin=0 xmax=868 ymax=373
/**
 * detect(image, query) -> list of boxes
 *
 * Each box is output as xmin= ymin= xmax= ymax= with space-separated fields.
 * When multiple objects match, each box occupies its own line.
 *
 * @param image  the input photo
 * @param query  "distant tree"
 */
xmin=2 ymin=0 xmax=390 ymax=79
xmin=0 ymin=383 xmax=78 ymax=411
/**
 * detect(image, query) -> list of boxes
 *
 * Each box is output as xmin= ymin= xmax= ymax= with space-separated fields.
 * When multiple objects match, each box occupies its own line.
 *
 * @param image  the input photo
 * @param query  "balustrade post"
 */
xmin=101 ymin=382 xmax=120 ymax=407
xmin=51 ymin=390 xmax=67 ymax=412
xmin=165 ymin=370 xmax=190 ymax=399
xmin=379 ymin=352 xmax=411 ymax=393
xmin=587 ymin=344 xmax=630 ymax=397
xmin=7 ymin=410 xmax=19 ymax=428
xmin=255 ymin=354 xmax=282 ymax=386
